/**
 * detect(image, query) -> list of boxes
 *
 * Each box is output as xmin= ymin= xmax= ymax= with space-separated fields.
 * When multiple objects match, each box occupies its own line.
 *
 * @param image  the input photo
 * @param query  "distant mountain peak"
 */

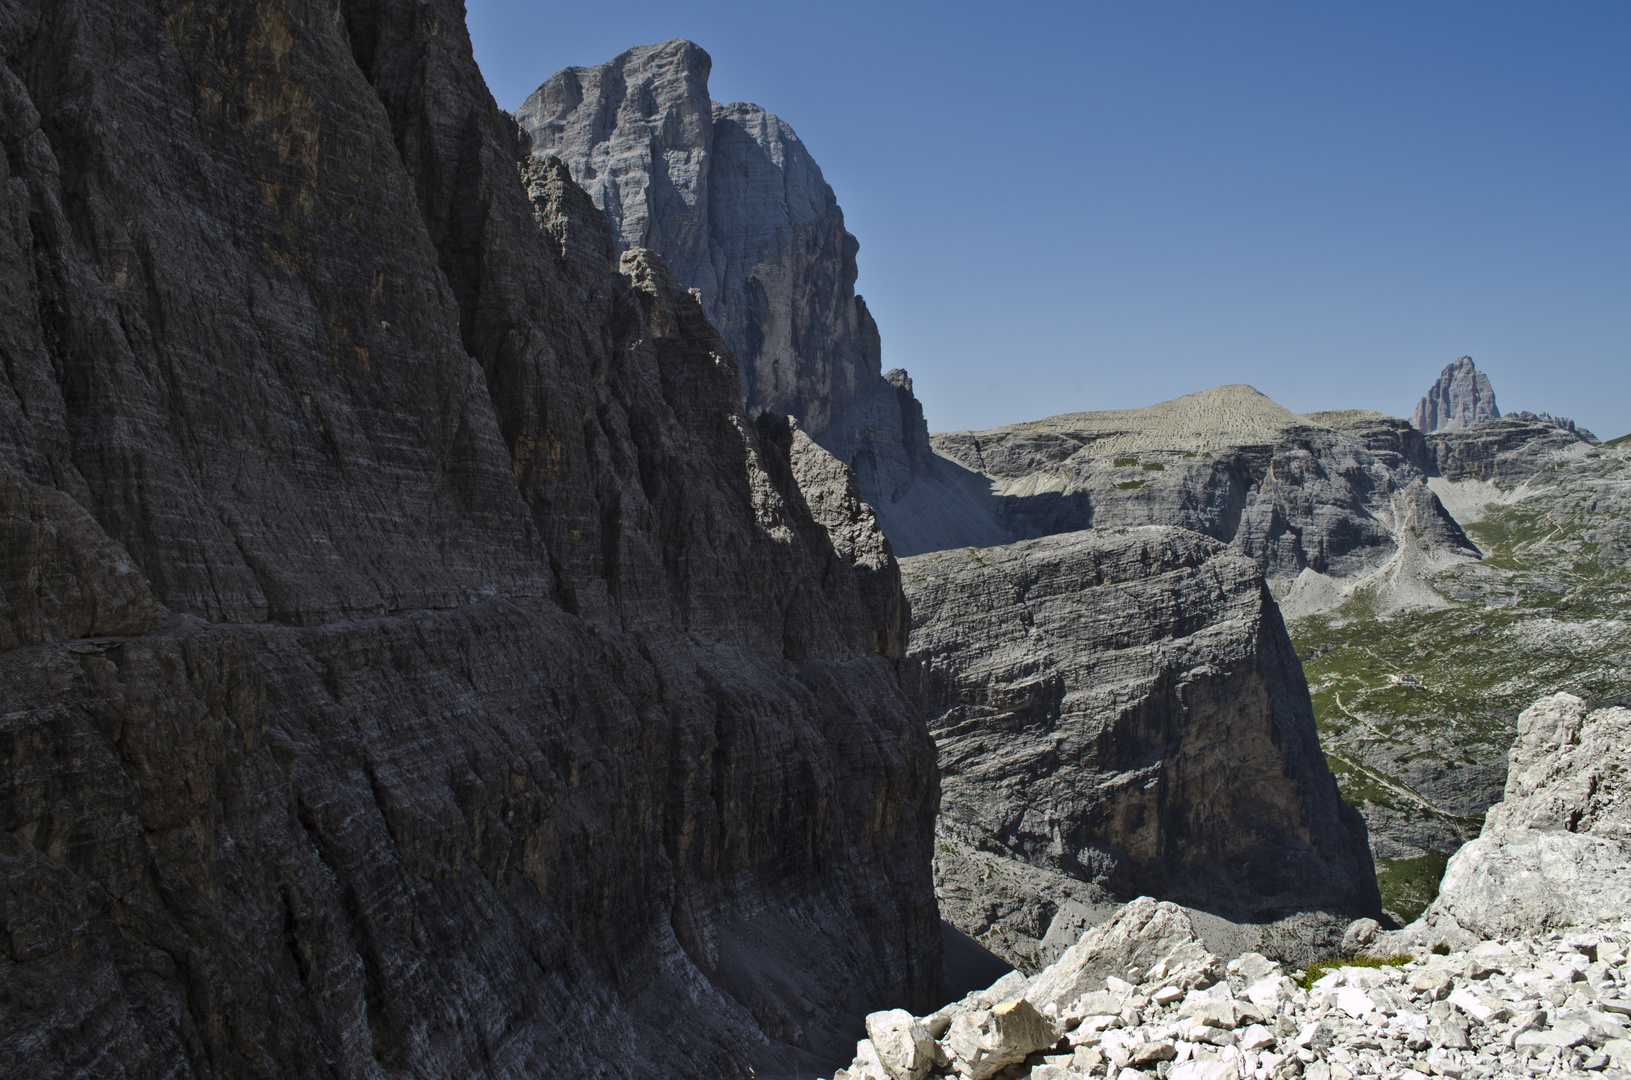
xmin=1412 ymin=355 xmax=1500 ymax=433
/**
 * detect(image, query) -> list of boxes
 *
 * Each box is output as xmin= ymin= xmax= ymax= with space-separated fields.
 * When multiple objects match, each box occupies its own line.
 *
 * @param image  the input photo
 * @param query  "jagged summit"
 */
xmin=1505 ymin=409 xmax=1598 ymax=443
xmin=1412 ymin=355 xmax=1501 ymax=433
xmin=517 ymin=38 xmax=939 ymax=536
xmin=1410 ymin=355 xmax=1596 ymax=441
xmin=518 ymin=39 xmax=884 ymax=438
xmin=951 ymin=384 xmax=1324 ymax=457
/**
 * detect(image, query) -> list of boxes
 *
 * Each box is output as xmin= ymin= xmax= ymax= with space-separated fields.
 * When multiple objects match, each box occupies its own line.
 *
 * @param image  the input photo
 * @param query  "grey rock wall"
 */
xmin=0 ymin=3 xmax=939 ymax=1076
xmin=901 ymin=527 xmax=1380 ymax=969
xmin=1504 ymin=411 xmax=1598 ymax=443
xmin=927 ymin=387 xmax=1478 ymax=596
xmin=516 ymin=39 xmax=942 ymax=534
xmin=1412 ymin=356 xmax=1501 ymax=433
xmin=1379 ymin=693 xmax=1631 ymax=949
xmin=1425 ymin=418 xmax=1600 ymax=483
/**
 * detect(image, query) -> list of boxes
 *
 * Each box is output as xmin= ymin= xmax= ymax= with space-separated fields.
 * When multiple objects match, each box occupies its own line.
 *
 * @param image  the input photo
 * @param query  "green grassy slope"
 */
xmin=1287 ymin=446 xmax=1631 ymax=923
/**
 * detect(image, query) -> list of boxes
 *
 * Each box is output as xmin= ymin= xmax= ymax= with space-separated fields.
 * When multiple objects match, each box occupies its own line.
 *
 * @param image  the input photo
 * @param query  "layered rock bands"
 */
xmin=0 ymin=3 xmax=938 ymax=1077
xmin=902 ymin=528 xmax=1381 ymax=971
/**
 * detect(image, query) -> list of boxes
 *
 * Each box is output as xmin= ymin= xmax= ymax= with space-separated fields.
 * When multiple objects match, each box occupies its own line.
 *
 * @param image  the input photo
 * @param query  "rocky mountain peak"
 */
xmin=517 ymin=39 xmax=717 ymax=285
xmin=1412 ymin=355 xmax=1501 ymax=433
xmin=516 ymin=40 xmax=939 ymax=536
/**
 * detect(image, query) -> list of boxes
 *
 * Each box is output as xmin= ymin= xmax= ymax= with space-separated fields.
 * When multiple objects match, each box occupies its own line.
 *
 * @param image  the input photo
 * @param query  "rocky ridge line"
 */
xmin=928 ymin=387 xmax=1481 ymax=614
xmin=1503 ymin=412 xmax=1597 ymax=444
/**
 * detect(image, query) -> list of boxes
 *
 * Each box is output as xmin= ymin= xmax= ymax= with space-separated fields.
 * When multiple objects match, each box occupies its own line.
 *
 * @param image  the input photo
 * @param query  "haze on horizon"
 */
xmin=467 ymin=1 xmax=1630 ymax=441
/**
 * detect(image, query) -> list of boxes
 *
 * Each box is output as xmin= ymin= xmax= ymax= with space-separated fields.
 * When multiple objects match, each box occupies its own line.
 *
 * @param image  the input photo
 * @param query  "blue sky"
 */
xmin=467 ymin=1 xmax=1630 ymax=439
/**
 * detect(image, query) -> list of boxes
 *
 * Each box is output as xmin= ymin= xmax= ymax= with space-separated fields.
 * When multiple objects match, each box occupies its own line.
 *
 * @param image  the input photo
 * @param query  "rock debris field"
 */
xmin=838 ymin=899 xmax=1631 ymax=1080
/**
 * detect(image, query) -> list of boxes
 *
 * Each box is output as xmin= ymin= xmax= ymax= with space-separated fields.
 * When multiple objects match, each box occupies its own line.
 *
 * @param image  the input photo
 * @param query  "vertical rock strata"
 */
xmin=0 ymin=2 xmax=939 ymax=1076
xmin=1413 ymin=356 xmax=1501 ymax=434
xmin=901 ymin=528 xmax=1380 ymax=968
xmin=516 ymin=39 xmax=952 ymax=537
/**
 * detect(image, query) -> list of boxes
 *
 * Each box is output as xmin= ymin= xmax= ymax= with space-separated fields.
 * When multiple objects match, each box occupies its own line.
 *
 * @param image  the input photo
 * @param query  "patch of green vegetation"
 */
xmin=1142 ymin=461 xmax=1165 ymax=471
xmin=975 ymin=923 xmax=1044 ymax=975
xmin=1298 ymin=954 xmax=1410 ymax=990
xmin=1115 ymin=479 xmax=1148 ymax=490
xmin=1601 ymin=432 xmax=1631 ymax=449
xmin=1182 ymin=451 xmax=1198 ymax=458
xmin=1325 ymin=754 xmax=1403 ymax=810
xmin=1376 ymin=849 xmax=1452 ymax=924
xmin=1113 ymin=457 xmax=1139 ymax=467
xmin=1288 ymin=446 xmax=1631 ymax=934
xmin=1432 ymin=942 xmax=1451 ymax=956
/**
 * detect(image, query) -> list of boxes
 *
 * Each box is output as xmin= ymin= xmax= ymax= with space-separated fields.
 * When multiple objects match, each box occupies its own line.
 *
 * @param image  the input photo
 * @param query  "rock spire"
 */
xmin=1412 ymin=356 xmax=1501 ymax=433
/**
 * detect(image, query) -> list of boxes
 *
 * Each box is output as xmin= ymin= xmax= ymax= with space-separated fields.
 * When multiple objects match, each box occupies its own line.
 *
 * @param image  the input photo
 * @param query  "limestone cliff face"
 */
xmin=0 ymin=3 xmax=939 ymax=1076
xmin=1378 ymin=693 xmax=1631 ymax=950
xmin=1412 ymin=355 xmax=1500 ymax=433
xmin=928 ymin=387 xmax=1479 ymax=599
xmin=901 ymin=528 xmax=1380 ymax=968
xmin=1502 ymin=410 xmax=1596 ymax=443
xmin=1425 ymin=417 xmax=1600 ymax=483
xmin=515 ymin=39 xmax=942 ymax=536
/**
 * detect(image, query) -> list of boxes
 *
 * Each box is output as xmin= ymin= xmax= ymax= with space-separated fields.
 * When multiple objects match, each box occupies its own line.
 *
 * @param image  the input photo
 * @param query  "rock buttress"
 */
xmin=0 ymin=2 xmax=939 ymax=1075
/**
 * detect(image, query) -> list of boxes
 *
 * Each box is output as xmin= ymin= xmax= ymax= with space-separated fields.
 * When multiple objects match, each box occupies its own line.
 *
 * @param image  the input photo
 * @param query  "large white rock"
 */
xmin=1026 ymin=897 xmax=1222 ymax=1013
xmin=944 ymin=998 xmax=1058 ymax=1080
xmin=864 ymin=1009 xmax=936 ymax=1080
xmin=1375 ymin=693 xmax=1631 ymax=947
xmin=1486 ymin=694 xmax=1631 ymax=838
xmin=1245 ymin=976 xmax=1294 ymax=1013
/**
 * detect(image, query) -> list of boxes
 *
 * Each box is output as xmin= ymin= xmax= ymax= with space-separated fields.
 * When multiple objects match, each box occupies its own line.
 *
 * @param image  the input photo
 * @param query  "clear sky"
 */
xmin=467 ymin=1 xmax=1630 ymax=440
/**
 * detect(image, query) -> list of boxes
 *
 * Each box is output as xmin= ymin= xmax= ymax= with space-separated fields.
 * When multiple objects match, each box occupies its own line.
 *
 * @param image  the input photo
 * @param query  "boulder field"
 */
xmin=836 ymin=689 xmax=1631 ymax=1079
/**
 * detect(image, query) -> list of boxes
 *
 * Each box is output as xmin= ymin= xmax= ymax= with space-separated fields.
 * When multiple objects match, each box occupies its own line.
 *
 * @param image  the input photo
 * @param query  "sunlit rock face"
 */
xmin=927 ymin=387 xmax=1480 ymax=602
xmin=0 ymin=5 xmax=939 ymax=1077
xmin=902 ymin=527 xmax=1381 ymax=969
xmin=1412 ymin=355 xmax=1501 ymax=433
xmin=517 ymin=39 xmax=951 ymax=547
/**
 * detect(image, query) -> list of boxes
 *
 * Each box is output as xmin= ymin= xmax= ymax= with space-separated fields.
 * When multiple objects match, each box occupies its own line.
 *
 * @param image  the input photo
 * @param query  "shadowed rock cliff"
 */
xmin=901 ymin=528 xmax=1380 ymax=970
xmin=0 ymin=2 xmax=939 ymax=1076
